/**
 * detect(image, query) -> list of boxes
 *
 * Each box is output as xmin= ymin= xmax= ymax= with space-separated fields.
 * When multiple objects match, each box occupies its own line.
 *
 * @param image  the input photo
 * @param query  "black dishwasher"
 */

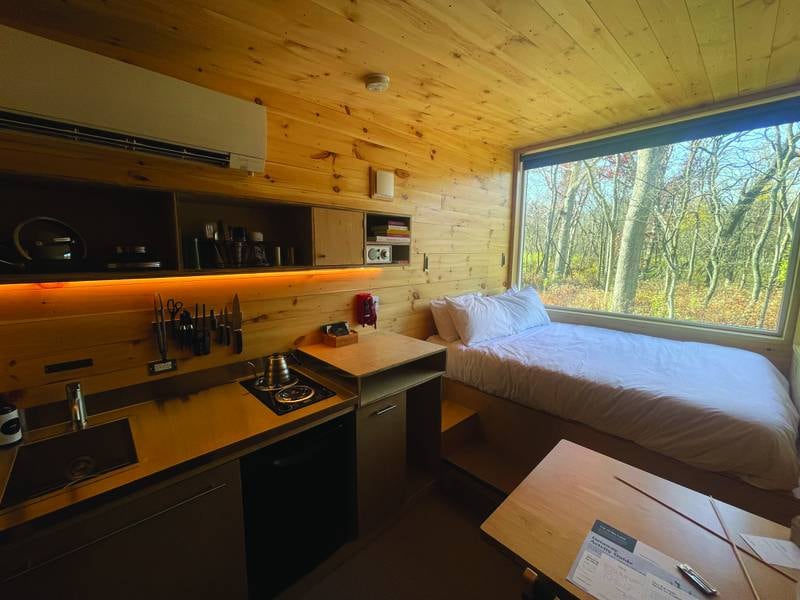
xmin=240 ymin=413 xmax=356 ymax=599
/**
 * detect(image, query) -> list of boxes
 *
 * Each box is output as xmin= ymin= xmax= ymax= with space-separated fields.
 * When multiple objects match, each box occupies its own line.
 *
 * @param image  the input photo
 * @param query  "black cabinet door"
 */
xmin=0 ymin=461 xmax=247 ymax=600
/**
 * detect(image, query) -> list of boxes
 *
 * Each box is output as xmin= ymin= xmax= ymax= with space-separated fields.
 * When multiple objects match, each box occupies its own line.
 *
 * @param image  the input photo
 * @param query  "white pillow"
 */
xmin=430 ymin=292 xmax=479 ymax=342
xmin=445 ymin=287 xmax=549 ymax=346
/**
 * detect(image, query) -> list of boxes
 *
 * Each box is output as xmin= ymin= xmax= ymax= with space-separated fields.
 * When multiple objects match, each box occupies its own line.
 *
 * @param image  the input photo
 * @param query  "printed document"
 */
xmin=567 ymin=520 xmax=698 ymax=600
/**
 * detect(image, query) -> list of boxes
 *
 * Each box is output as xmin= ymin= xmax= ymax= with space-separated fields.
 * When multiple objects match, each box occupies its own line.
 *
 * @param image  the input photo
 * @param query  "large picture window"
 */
xmin=518 ymin=99 xmax=800 ymax=334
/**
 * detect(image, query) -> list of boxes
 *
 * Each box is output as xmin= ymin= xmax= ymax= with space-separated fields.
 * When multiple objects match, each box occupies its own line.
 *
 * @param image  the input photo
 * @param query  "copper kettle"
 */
xmin=248 ymin=352 xmax=297 ymax=390
xmin=264 ymin=353 xmax=292 ymax=388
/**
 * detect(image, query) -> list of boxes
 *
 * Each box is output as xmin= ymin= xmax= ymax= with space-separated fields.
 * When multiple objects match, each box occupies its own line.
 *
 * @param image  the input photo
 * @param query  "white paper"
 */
xmin=593 ymin=554 xmax=645 ymax=599
xmin=567 ymin=520 xmax=698 ymax=600
xmin=645 ymin=573 xmax=696 ymax=600
xmin=740 ymin=533 xmax=800 ymax=569
xmin=571 ymin=549 xmax=601 ymax=591
xmin=589 ymin=555 xmax=696 ymax=600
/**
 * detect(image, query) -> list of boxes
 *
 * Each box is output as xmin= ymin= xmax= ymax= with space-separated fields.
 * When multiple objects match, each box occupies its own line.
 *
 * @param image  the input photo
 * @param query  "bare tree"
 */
xmin=553 ymin=162 xmax=585 ymax=280
xmin=610 ymin=145 xmax=669 ymax=313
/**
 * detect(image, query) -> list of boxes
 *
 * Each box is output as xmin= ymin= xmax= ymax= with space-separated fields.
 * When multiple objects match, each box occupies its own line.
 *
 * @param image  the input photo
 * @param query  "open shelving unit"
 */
xmin=0 ymin=174 xmax=412 ymax=283
xmin=365 ymin=212 xmax=411 ymax=265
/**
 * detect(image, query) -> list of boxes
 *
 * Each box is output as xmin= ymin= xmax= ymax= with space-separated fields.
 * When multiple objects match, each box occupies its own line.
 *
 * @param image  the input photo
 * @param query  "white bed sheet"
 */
xmin=430 ymin=322 xmax=800 ymax=491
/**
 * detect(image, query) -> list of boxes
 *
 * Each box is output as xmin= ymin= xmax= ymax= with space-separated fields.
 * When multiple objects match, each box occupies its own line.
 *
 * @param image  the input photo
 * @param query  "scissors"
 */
xmin=166 ymin=299 xmax=183 ymax=336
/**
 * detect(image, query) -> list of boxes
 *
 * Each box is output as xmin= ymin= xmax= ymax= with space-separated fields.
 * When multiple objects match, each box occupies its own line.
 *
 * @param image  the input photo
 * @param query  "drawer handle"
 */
xmin=2 ymin=483 xmax=227 ymax=582
xmin=373 ymin=404 xmax=397 ymax=416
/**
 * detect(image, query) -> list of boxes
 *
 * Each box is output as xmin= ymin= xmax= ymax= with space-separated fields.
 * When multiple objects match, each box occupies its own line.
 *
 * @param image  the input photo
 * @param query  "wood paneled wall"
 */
xmin=0 ymin=92 xmax=512 ymax=408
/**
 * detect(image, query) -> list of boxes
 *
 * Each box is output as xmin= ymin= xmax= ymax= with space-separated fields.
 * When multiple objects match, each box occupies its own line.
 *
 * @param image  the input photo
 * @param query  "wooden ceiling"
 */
xmin=1 ymin=0 xmax=799 ymax=150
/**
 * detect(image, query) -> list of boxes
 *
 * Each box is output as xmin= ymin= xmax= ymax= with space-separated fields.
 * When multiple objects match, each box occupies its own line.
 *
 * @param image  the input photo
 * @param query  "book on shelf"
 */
xmin=368 ymin=236 xmax=411 ymax=245
xmin=371 ymin=227 xmax=409 ymax=235
xmin=387 ymin=219 xmax=407 ymax=227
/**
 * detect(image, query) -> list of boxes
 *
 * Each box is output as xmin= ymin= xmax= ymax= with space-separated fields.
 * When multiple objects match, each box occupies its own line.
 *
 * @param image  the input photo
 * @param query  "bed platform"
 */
xmin=442 ymin=377 xmax=800 ymax=526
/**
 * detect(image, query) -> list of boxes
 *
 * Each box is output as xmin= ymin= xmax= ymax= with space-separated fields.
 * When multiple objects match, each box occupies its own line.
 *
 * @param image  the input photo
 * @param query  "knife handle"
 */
xmin=233 ymin=328 xmax=243 ymax=354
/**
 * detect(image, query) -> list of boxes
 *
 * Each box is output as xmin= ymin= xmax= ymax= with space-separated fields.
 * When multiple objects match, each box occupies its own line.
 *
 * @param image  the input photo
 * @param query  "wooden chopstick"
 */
xmin=614 ymin=475 xmax=797 ymax=583
xmin=709 ymin=496 xmax=760 ymax=599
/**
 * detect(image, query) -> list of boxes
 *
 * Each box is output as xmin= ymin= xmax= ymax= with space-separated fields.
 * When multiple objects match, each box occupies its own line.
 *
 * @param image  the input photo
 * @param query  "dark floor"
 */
xmin=292 ymin=491 xmax=521 ymax=599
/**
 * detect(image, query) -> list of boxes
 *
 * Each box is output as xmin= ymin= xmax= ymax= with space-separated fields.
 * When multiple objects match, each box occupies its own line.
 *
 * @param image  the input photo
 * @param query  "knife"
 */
xmin=232 ymin=293 xmax=243 ymax=354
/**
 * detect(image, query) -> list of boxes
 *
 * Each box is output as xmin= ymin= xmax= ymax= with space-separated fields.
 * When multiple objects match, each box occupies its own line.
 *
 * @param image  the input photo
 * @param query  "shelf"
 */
xmin=360 ymin=365 xmax=445 ymax=406
xmin=366 ymin=240 xmax=411 ymax=246
xmin=0 ymin=264 xmax=377 ymax=284
xmin=0 ymin=174 xmax=402 ymax=285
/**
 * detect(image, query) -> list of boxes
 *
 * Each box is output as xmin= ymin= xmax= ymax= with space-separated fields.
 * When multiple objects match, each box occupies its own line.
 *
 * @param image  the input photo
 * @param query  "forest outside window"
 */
xmin=518 ymin=99 xmax=800 ymax=334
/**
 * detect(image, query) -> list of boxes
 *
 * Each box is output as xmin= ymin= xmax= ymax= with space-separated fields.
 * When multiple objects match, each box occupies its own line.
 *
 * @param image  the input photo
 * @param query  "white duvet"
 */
xmin=431 ymin=322 xmax=800 ymax=491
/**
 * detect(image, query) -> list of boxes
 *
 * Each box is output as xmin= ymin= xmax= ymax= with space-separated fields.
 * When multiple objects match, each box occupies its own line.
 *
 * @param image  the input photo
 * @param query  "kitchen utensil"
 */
xmin=232 ymin=293 xmax=243 ymax=354
xmin=31 ymin=237 xmax=74 ymax=261
xmin=106 ymin=245 xmax=162 ymax=270
xmin=179 ymin=309 xmax=194 ymax=349
xmin=167 ymin=298 xmax=183 ymax=337
xmin=264 ymin=353 xmax=293 ymax=388
xmin=192 ymin=238 xmax=202 ymax=271
xmin=192 ymin=303 xmax=202 ymax=355
xmin=148 ymin=293 xmax=177 ymax=375
xmin=13 ymin=217 xmax=87 ymax=262
xmin=217 ymin=306 xmax=226 ymax=344
xmin=202 ymin=304 xmax=210 ymax=355
xmin=153 ymin=293 xmax=167 ymax=361
xmin=0 ymin=400 xmax=23 ymax=447
xmin=13 ymin=217 xmax=88 ymax=273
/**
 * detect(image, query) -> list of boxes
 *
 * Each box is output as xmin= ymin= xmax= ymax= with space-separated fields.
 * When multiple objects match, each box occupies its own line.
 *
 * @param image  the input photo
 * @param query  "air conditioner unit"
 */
xmin=0 ymin=25 xmax=266 ymax=173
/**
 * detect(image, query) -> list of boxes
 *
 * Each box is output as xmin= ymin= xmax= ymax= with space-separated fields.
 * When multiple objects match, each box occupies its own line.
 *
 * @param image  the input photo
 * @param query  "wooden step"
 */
xmin=441 ymin=400 xmax=480 ymax=455
xmin=444 ymin=440 xmax=531 ymax=495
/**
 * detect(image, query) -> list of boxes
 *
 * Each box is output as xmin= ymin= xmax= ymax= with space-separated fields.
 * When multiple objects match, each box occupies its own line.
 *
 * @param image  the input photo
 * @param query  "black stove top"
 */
xmin=240 ymin=370 xmax=336 ymax=415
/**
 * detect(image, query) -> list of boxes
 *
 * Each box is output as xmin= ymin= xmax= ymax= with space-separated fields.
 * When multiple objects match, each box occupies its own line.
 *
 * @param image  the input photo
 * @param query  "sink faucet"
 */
xmin=65 ymin=382 xmax=87 ymax=431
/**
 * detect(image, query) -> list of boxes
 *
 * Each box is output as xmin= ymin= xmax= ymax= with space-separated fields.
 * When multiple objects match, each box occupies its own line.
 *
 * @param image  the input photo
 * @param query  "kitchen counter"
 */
xmin=0 ymin=372 xmax=357 ymax=533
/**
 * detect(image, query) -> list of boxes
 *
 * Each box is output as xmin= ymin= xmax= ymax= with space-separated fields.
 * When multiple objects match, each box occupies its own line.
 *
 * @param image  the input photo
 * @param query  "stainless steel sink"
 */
xmin=0 ymin=418 xmax=138 ymax=509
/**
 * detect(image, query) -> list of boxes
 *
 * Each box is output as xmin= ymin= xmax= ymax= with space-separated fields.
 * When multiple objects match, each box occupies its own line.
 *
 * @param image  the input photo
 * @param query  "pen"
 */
xmin=677 ymin=563 xmax=718 ymax=596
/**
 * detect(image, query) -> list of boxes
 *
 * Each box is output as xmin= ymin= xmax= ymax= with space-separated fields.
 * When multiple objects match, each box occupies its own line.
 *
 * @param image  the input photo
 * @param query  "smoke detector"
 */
xmin=364 ymin=73 xmax=390 ymax=92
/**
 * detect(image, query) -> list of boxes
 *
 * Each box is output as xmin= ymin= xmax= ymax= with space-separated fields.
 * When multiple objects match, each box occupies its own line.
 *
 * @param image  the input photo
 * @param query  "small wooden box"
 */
xmin=323 ymin=331 xmax=359 ymax=347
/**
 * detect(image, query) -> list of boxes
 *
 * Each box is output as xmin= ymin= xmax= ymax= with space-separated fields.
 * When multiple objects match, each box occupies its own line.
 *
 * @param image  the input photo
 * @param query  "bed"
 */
xmin=430 ymin=321 xmax=800 ymax=495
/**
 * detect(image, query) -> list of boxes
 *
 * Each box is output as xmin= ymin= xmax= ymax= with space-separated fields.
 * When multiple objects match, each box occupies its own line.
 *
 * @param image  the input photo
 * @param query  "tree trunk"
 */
xmin=750 ymin=190 xmax=777 ymax=303
xmin=687 ymin=218 xmax=698 ymax=284
xmin=759 ymin=228 xmax=791 ymax=329
xmin=553 ymin=162 xmax=584 ymax=280
xmin=539 ymin=167 xmax=560 ymax=289
xmin=610 ymin=146 xmax=668 ymax=313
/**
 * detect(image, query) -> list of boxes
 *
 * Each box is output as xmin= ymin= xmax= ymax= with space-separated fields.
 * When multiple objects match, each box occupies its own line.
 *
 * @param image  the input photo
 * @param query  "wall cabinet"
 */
xmin=0 ymin=461 xmax=248 ymax=600
xmin=312 ymin=207 xmax=365 ymax=266
xmin=356 ymin=392 xmax=407 ymax=533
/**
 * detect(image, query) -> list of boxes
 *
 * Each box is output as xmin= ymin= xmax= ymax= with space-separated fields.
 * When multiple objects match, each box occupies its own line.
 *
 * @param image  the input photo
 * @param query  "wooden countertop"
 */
xmin=482 ymin=440 xmax=796 ymax=599
xmin=298 ymin=331 xmax=445 ymax=378
xmin=0 ymin=375 xmax=356 ymax=533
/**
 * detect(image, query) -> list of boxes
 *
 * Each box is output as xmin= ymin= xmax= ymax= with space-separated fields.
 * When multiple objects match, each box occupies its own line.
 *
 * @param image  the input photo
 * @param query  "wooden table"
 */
xmin=481 ymin=440 xmax=798 ymax=599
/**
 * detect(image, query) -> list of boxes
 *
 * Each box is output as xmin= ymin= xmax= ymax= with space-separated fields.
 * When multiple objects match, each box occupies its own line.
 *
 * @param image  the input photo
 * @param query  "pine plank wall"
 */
xmin=0 ymin=88 xmax=512 ymax=408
